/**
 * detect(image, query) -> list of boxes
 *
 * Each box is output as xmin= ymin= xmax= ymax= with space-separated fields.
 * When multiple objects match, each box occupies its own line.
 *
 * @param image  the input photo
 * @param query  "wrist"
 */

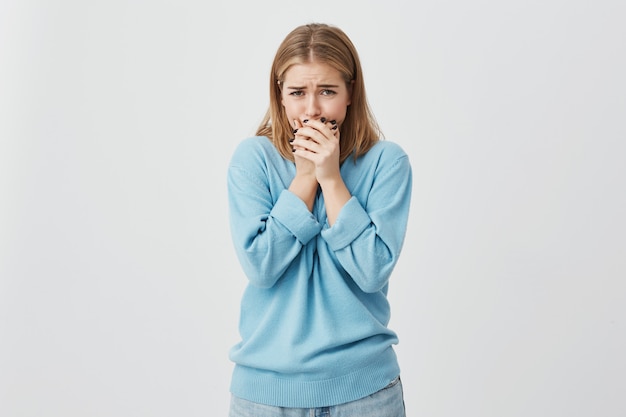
xmin=317 ymin=173 xmax=343 ymax=191
xmin=289 ymin=173 xmax=318 ymax=211
xmin=293 ymin=172 xmax=318 ymax=188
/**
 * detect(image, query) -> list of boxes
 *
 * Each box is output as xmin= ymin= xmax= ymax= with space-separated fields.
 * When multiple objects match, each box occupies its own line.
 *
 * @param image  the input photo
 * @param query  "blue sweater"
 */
xmin=227 ymin=136 xmax=412 ymax=408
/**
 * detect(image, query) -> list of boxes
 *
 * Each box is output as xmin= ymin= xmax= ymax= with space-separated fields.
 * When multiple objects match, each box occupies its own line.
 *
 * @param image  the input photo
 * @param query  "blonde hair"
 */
xmin=256 ymin=23 xmax=382 ymax=163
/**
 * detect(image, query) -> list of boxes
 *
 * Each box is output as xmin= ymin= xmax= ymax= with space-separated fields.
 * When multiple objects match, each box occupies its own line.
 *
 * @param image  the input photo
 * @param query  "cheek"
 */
xmin=325 ymin=102 xmax=348 ymax=120
xmin=281 ymin=97 xmax=299 ymax=117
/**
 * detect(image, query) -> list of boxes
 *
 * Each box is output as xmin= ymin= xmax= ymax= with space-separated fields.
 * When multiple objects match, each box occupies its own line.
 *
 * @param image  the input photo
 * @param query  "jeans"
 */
xmin=229 ymin=376 xmax=405 ymax=417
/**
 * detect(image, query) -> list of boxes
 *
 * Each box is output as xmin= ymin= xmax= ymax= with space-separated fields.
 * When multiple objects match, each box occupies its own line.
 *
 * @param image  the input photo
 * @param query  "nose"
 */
xmin=304 ymin=95 xmax=321 ymax=119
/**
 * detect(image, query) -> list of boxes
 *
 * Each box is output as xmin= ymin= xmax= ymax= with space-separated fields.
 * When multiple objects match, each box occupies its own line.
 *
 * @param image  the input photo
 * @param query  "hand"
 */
xmin=291 ymin=119 xmax=316 ymax=180
xmin=289 ymin=119 xmax=318 ymax=211
xmin=291 ymin=118 xmax=341 ymax=185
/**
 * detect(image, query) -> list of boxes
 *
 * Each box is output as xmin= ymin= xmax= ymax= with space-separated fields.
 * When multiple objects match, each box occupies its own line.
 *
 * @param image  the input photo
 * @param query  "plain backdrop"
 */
xmin=1 ymin=0 xmax=625 ymax=416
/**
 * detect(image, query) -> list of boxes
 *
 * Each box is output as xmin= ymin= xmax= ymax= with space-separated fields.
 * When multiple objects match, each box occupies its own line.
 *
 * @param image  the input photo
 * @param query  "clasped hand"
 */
xmin=291 ymin=118 xmax=340 ymax=185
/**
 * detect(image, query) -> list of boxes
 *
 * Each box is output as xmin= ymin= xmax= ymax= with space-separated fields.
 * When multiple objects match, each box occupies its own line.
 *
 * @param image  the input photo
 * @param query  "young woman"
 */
xmin=227 ymin=23 xmax=412 ymax=417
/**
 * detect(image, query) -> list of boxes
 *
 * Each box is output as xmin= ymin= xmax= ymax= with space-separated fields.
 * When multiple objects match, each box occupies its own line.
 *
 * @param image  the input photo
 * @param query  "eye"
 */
xmin=289 ymin=90 xmax=304 ymax=97
xmin=321 ymin=89 xmax=337 ymax=96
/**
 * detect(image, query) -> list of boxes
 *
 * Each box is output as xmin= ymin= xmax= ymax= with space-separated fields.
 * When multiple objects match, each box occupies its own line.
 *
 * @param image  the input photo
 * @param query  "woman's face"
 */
xmin=281 ymin=61 xmax=352 ymax=127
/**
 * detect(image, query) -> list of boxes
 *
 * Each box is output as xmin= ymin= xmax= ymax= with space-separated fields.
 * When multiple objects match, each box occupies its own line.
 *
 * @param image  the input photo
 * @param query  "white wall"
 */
xmin=1 ymin=1 xmax=624 ymax=416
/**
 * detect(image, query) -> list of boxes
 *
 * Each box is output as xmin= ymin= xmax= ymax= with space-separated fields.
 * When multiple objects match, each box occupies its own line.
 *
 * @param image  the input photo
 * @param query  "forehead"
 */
xmin=282 ymin=62 xmax=344 ymax=84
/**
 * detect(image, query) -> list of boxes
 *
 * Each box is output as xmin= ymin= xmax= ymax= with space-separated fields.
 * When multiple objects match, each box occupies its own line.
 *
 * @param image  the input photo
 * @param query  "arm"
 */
xmin=291 ymin=118 xmax=350 ymax=225
xmin=289 ymin=118 xmax=319 ymax=211
xmin=319 ymin=177 xmax=352 ymax=226
xmin=228 ymin=142 xmax=322 ymax=288
xmin=321 ymin=153 xmax=412 ymax=293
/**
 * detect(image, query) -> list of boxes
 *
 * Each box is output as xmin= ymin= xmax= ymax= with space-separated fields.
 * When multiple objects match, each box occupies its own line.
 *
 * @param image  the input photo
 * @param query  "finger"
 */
xmin=291 ymin=137 xmax=321 ymax=153
xmin=319 ymin=118 xmax=339 ymax=137
xmin=298 ymin=125 xmax=334 ymax=145
xmin=292 ymin=119 xmax=303 ymax=139
xmin=308 ymin=118 xmax=339 ymax=139
xmin=332 ymin=121 xmax=340 ymax=140
xmin=303 ymin=118 xmax=330 ymax=130
xmin=329 ymin=119 xmax=339 ymax=135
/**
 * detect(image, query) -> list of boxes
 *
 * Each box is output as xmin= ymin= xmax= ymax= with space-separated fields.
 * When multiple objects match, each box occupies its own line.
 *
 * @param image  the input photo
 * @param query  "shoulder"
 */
xmin=368 ymin=140 xmax=408 ymax=159
xmin=360 ymin=140 xmax=410 ymax=171
xmin=232 ymin=136 xmax=275 ymax=156
xmin=229 ymin=136 xmax=279 ymax=166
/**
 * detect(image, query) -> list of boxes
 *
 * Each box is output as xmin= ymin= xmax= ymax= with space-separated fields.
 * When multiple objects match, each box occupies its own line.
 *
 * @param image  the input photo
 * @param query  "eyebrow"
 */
xmin=286 ymin=84 xmax=340 ymax=89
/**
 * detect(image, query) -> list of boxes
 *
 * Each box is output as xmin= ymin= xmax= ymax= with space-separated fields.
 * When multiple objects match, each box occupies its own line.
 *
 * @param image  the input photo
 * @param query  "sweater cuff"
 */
xmin=321 ymin=196 xmax=370 ymax=250
xmin=271 ymin=190 xmax=322 ymax=245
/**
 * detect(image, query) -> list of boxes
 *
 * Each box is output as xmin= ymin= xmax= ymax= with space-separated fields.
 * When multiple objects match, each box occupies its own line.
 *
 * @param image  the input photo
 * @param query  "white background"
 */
xmin=1 ymin=0 xmax=625 ymax=416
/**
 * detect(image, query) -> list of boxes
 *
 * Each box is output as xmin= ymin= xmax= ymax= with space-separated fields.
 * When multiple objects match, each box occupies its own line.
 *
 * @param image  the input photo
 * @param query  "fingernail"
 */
xmin=330 ymin=120 xmax=337 ymax=125
xmin=320 ymin=117 xmax=326 ymax=123
xmin=331 ymin=125 xmax=338 ymax=130
xmin=289 ymin=138 xmax=294 ymax=142
xmin=303 ymin=119 xmax=309 ymax=123
xmin=292 ymin=148 xmax=296 ymax=152
xmin=292 ymin=128 xmax=298 ymax=134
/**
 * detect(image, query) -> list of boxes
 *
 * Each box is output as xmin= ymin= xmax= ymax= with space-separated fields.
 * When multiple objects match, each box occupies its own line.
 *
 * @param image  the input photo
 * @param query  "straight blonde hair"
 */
xmin=256 ymin=23 xmax=382 ymax=163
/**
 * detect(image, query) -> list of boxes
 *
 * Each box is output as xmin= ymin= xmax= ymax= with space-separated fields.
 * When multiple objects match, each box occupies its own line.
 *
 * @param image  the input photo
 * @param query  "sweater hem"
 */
xmin=229 ymin=347 xmax=400 ymax=408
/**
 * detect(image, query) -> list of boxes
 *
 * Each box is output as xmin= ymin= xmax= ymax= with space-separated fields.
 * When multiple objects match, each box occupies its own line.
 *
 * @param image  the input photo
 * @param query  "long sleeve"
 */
xmin=228 ymin=138 xmax=408 ymax=408
xmin=227 ymin=138 xmax=323 ymax=288
xmin=321 ymin=148 xmax=412 ymax=293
